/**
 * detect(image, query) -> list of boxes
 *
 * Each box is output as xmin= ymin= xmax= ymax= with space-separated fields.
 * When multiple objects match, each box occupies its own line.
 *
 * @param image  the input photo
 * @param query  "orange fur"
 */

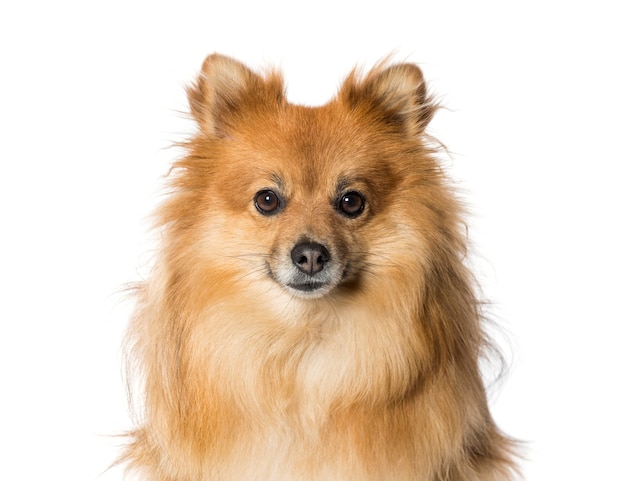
xmin=121 ymin=54 xmax=518 ymax=480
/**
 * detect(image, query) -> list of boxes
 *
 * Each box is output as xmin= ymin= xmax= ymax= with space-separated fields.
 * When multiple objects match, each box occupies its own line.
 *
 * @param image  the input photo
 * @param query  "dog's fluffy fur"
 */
xmin=122 ymin=54 xmax=517 ymax=480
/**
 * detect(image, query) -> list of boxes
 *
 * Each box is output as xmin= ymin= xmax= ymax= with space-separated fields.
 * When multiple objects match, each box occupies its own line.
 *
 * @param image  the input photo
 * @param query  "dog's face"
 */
xmin=180 ymin=55 xmax=440 ymax=303
xmin=248 ymin=161 xmax=369 ymax=299
xmin=216 ymin=108 xmax=403 ymax=299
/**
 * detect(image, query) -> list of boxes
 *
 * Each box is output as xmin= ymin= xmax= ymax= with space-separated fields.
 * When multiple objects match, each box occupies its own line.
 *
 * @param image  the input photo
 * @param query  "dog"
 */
xmin=121 ymin=53 xmax=518 ymax=480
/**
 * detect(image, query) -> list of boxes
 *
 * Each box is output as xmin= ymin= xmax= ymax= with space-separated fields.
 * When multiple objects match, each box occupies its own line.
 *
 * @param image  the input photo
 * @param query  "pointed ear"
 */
xmin=339 ymin=61 xmax=437 ymax=137
xmin=186 ymin=54 xmax=284 ymax=136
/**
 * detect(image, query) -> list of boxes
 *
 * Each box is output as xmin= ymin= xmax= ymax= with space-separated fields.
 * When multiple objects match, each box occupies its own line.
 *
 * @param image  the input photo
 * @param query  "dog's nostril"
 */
xmin=291 ymin=242 xmax=330 ymax=276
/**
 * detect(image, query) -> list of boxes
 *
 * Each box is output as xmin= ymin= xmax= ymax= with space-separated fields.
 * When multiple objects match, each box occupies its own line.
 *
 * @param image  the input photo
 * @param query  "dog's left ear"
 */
xmin=339 ymin=62 xmax=437 ymax=137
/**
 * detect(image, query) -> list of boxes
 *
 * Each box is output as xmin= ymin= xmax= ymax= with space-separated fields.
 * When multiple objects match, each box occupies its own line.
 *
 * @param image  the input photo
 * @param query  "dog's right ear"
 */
xmin=187 ymin=54 xmax=284 ymax=137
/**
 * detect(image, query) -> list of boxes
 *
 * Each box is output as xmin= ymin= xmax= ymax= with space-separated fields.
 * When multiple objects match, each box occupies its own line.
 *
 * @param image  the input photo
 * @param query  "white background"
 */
xmin=1 ymin=1 xmax=624 ymax=480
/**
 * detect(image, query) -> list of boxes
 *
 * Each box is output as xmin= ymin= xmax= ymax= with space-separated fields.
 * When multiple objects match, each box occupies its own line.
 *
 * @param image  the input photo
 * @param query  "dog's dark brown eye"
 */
xmin=338 ymin=191 xmax=365 ymax=218
xmin=254 ymin=190 xmax=282 ymax=215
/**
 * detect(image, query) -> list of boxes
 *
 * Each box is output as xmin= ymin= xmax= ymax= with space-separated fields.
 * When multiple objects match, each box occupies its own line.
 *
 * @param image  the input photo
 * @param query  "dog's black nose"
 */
xmin=291 ymin=241 xmax=330 ymax=276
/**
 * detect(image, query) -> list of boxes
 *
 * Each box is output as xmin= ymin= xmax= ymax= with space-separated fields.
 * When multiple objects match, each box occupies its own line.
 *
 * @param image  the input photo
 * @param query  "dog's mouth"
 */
xmin=267 ymin=268 xmax=338 ymax=299
xmin=287 ymin=281 xmax=329 ymax=292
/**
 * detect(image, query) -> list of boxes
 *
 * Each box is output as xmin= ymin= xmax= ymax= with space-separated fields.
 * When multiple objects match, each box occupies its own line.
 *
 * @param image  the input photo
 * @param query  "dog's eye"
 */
xmin=254 ymin=190 xmax=282 ymax=215
xmin=337 ymin=191 xmax=365 ymax=218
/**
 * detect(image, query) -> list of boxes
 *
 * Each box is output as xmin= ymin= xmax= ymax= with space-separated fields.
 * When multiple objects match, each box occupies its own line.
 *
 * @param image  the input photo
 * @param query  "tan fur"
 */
xmin=121 ymin=53 xmax=518 ymax=480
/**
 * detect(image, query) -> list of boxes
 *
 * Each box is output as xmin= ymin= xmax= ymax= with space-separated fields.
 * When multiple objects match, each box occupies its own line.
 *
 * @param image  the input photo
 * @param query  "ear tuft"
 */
xmin=340 ymin=60 xmax=437 ymax=137
xmin=186 ymin=54 xmax=284 ymax=136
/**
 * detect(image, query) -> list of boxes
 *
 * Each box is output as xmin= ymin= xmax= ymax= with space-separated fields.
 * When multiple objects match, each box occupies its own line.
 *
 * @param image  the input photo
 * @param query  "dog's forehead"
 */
xmin=230 ymin=101 xmax=397 ymax=197
xmin=277 ymin=105 xmax=372 ymax=179
xmin=232 ymin=106 xmax=339 ymax=188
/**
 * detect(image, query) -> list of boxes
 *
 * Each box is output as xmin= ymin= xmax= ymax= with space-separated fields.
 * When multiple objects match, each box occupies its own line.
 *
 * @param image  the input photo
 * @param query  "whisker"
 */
xmin=231 ymin=265 xmax=269 ymax=284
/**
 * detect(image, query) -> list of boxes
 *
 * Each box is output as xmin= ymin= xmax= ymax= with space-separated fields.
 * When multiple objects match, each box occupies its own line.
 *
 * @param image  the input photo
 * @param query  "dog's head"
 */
xmin=171 ymin=54 xmax=446 ymax=303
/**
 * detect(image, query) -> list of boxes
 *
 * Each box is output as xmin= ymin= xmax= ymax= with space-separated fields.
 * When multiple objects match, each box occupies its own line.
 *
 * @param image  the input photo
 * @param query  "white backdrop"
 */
xmin=1 ymin=2 xmax=624 ymax=480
